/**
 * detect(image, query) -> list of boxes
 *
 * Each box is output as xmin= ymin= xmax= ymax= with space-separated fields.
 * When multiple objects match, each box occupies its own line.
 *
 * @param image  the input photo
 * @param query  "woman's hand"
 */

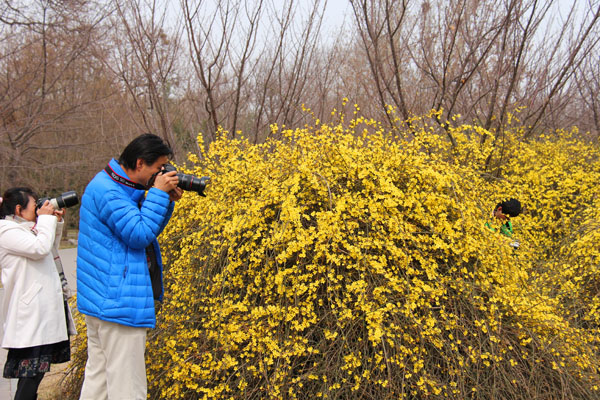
xmin=54 ymin=208 xmax=65 ymax=222
xmin=37 ymin=200 xmax=54 ymax=216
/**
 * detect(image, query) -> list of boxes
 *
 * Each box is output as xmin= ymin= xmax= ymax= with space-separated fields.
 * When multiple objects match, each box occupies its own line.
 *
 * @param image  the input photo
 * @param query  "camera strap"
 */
xmin=104 ymin=164 xmax=147 ymax=191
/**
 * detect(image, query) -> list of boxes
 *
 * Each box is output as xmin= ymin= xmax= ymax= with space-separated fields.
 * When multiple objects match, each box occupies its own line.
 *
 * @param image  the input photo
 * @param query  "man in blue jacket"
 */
xmin=77 ymin=133 xmax=182 ymax=400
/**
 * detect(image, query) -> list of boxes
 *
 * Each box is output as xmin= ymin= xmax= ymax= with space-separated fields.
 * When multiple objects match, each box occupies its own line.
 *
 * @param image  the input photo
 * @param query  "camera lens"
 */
xmin=55 ymin=191 xmax=79 ymax=209
xmin=37 ymin=191 xmax=79 ymax=210
xmin=162 ymin=163 xmax=209 ymax=196
xmin=178 ymin=175 xmax=209 ymax=196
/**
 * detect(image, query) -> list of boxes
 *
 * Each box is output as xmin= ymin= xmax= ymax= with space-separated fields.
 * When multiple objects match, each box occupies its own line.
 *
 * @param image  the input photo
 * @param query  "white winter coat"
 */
xmin=0 ymin=215 xmax=68 ymax=348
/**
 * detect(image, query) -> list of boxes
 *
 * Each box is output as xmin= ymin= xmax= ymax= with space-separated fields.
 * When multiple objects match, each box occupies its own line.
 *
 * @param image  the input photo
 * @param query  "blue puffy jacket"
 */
xmin=77 ymin=158 xmax=174 ymax=328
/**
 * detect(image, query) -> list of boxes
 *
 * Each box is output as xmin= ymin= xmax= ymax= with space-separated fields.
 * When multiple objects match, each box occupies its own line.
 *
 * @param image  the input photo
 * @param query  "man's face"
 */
xmin=136 ymin=155 xmax=169 ymax=187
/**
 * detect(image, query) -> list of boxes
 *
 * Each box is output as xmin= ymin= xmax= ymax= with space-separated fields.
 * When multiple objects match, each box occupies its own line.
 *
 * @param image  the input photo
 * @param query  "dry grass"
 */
xmin=38 ymin=360 xmax=71 ymax=400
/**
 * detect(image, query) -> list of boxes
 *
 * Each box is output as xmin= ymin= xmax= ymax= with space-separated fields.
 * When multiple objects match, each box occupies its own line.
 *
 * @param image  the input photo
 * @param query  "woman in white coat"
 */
xmin=0 ymin=187 xmax=73 ymax=400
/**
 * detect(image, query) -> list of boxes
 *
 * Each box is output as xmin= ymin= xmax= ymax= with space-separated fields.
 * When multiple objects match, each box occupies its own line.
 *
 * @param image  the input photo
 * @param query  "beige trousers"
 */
xmin=79 ymin=315 xmax=148 ymax=400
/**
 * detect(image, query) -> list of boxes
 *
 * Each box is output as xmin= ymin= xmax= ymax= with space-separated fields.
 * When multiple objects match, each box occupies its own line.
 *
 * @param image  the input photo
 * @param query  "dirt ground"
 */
xmin=38 ymin=360 xmax=71 ymax=400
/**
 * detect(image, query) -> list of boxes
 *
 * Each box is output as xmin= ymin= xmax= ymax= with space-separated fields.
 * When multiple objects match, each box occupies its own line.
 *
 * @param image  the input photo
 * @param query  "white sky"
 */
xmin=321 ymin=0 xmax=351 ymax=32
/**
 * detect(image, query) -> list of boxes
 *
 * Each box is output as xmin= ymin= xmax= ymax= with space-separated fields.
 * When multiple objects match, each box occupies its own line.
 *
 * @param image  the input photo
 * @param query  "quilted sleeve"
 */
xmin=96 ymin=187 xmax=171 ymax=249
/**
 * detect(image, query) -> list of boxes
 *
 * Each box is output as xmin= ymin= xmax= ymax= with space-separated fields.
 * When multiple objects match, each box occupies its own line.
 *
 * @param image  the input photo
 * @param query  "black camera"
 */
xmin=36 ymin=190 xmax=79 ymax=210
xmin=162 ymin=164 xmax=209 ymax=196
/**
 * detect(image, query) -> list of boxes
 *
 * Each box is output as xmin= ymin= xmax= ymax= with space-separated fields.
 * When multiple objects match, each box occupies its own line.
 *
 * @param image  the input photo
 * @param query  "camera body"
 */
xmin=162 ymin=164 xmax=209 ymax=196
xmin=36 ymin=190 xmax=79 ymax=210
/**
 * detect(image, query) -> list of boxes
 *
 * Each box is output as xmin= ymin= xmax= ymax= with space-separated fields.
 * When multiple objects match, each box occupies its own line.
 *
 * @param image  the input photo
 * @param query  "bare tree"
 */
xmin=179 ymin=0 xmax=328 ymax=143
xmin=181 ymin=0 xmax=235 ymax=141
xmin=522 ymin=2 xmax=600 ymax=138
xmin=3 ymin=0 xmax=600 ymax=199
xmin=0 ymin=0 xmax=116 ymax=192
xmin=350 ymin=0 xmax=412 ymax=127
xmin=347 ymin=0 xmax=600 ymax=152
xmin=574 ymin=50 xmax=600 ymax=136
xmin=101 ymin=0 xmax=183 ymax=158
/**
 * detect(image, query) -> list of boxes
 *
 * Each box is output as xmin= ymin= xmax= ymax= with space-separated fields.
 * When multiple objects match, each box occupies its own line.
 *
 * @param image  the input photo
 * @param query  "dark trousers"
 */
xmin=14 ymin=373 xmax=44 ymax=400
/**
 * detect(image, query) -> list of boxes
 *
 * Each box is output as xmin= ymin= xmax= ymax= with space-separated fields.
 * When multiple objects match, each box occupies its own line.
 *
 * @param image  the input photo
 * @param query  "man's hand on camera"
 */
xmin=169 ymin=187 xmax=183 ymax=202
xmin=37 ymin=200 xmax=54 ymax=216
xmin=153 ymin=170 xmax=179 ymax=193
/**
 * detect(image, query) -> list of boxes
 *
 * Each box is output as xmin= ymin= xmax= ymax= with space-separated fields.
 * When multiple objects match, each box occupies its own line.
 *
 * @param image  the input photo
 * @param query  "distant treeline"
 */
xmin=1 ymin=0 xmax=599 ymax=217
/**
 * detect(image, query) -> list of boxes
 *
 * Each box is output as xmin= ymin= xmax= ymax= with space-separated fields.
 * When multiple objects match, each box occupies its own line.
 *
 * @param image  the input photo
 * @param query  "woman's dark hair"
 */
xmin=118 ymin=133 xmax=173 ymax=170
xmin=0 ymin=187 xmax=37 ymax=219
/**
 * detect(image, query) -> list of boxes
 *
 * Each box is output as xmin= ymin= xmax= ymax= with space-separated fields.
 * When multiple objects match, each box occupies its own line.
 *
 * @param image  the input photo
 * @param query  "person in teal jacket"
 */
xmin=77 ymin=133 xmax=183 ymax=400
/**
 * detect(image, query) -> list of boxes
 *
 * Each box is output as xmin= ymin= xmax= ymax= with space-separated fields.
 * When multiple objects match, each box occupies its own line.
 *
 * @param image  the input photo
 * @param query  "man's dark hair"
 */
xmin=496 ymin=198 xmax=522 ymax=218
xmin=118 ymin=133 xmax=173 ymax=170
xmin=0 ymin=187 xmax=37 ymax=219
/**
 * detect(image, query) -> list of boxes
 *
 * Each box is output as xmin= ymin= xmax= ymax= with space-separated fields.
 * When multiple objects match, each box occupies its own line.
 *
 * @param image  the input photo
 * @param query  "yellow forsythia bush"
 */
xmin=63 ymin=108 xmax=600 ymax=399
xmin=502 ymin=129 xmax=600 ymax=359
xmin=146 ymin=110 xmax=599 ymax=399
